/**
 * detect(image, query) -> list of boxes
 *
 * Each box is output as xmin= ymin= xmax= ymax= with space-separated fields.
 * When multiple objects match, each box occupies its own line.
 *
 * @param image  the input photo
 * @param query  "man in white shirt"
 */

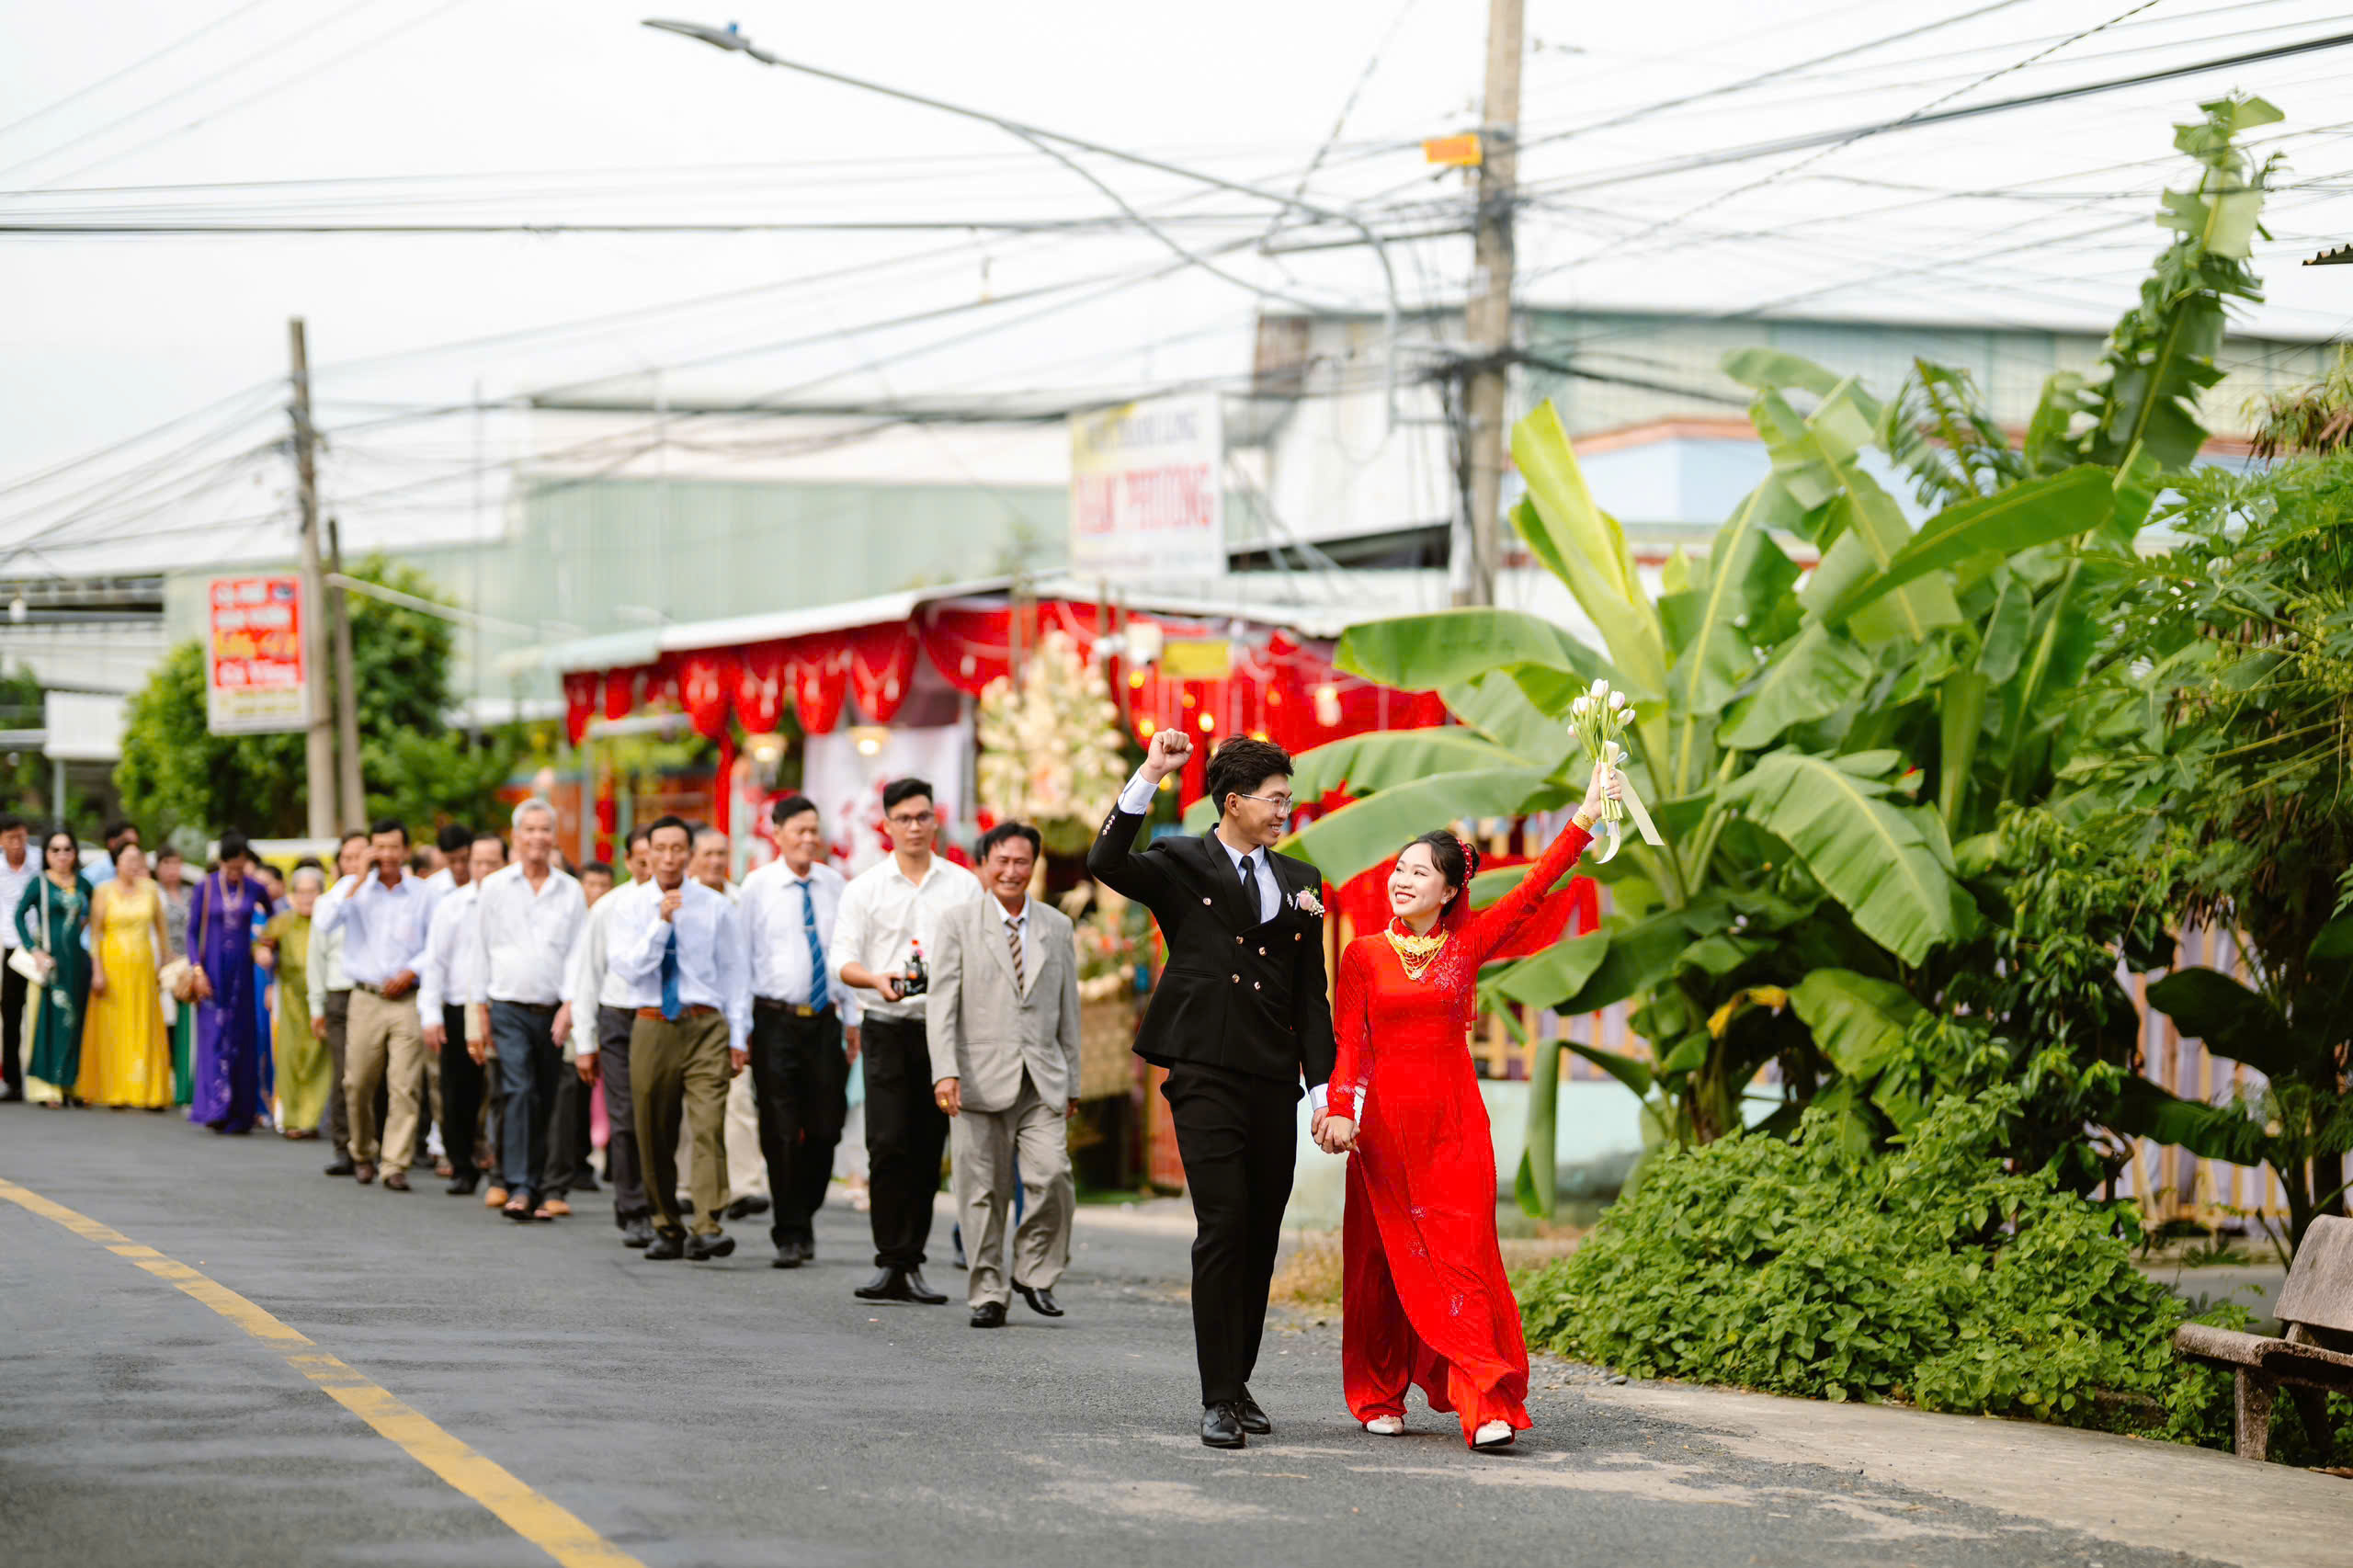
xmin=309 ymin=831 xmax=369 ymax=1175
xmin=835 ymin=777 xmax=982 ymax=1304
xmin=740 ymin=793 xmax=861 ymax=1269
xmin=686 ymin=824 xmax=768 ymax=1225
xmin=565 ymin=826 xmax=654 ymax=1247
xmin=313 ymin=819 xmax=438 ymax=1189
xmin=607 ymin=814 xmax=752 ymax=1261
xmin=0 ymin=813 xmax=35 ymax=1100
xmin=468 ymin=798 xmax=587 ymax=1224
xmin=419 ymin=830 xmax=503 ymax=1198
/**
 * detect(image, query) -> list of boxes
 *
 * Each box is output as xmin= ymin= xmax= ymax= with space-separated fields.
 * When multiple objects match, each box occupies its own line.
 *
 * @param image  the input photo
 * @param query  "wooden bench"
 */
xmin=2173 ymin=1214 xmax=2353 ymax=1462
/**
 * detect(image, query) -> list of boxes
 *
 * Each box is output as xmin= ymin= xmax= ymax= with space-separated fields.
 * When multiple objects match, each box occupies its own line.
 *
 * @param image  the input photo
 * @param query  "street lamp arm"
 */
xmin=642 ymin=17 xmax=1402 ymax=428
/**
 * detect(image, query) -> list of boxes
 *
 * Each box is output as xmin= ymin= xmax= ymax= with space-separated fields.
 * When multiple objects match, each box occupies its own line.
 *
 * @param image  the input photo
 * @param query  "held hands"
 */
xmin=1141 ymin=726 xmax=1194 ymax=783
xmin=1314 ymin=1115 xmax=1358 ymax=1155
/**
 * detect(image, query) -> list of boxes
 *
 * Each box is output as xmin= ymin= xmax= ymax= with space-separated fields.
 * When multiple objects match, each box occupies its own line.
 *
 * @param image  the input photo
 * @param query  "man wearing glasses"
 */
xmin=1087 ymin=731 xmax=1336 ymax=1449
xmin=834 ymin=777 xmax=981 ymax=1304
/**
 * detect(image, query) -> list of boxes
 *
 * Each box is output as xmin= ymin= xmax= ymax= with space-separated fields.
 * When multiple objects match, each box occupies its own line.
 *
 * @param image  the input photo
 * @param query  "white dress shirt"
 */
xmin=1117 ymin=765 xmax=1324 ymax=1115
xmin=471 ymin=861 xmax=587 ymax=1006
xmin=832 ymin=853 xmax=982 ymax=1021
xmin=740 ymin=858 xmax=858 ymax=1019
xmin=0 ymin=846 xmax=35 ymax=950
xmin=307 ymin=876 xmax=353 ymax=1019
xmin=605 ymin=878 xmax=751 ymax=1050
xmin=313 ymin=869 xmax=437 ymax=988
xmin=415 ymin=881 xmax=482 ymax=1024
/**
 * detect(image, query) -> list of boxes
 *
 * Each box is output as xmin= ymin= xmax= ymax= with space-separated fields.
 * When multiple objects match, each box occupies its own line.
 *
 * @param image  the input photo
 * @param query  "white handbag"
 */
xmin=9 ymin=877 xmax=55 ymax=986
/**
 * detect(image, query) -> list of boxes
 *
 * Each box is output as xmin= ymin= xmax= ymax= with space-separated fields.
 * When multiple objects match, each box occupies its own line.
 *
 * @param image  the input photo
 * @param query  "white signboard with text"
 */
xmin=1069 ymin=392 xmax=1224 ymax=582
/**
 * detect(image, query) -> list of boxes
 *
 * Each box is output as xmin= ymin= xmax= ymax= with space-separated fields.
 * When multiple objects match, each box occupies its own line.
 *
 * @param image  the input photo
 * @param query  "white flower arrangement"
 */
xmin=975 ymin=630 xmax=1131 ymax=855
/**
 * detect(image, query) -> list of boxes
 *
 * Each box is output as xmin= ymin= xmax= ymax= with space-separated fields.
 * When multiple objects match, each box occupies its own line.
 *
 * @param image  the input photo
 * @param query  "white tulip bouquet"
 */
xmin=1569 ymin=678 xmax=1632 ymax=863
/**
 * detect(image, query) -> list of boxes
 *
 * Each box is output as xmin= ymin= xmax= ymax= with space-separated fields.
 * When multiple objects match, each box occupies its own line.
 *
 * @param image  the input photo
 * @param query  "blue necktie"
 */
xmin=798 ymin=879 xmax=827 ymax=1008
xmin=660 ymin=923 xmax=682 ymax=1021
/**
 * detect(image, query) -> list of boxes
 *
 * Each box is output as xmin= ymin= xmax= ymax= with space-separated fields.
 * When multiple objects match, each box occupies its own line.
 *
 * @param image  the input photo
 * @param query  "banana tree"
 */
xmin=1268 ymin=95 xmax=2277 ymax=1215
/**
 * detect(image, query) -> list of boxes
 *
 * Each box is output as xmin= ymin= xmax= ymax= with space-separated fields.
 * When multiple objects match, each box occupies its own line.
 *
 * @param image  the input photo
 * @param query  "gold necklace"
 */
xmin=1384 ymin=922 xmax=1449 ymax=982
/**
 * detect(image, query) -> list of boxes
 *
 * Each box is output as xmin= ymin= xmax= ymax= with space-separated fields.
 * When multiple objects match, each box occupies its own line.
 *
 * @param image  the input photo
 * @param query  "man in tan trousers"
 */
xmin=927 ymin=821 xmax=1082 ymax=1328
xmin=313 ymin=819 xmax=438 ymax=1190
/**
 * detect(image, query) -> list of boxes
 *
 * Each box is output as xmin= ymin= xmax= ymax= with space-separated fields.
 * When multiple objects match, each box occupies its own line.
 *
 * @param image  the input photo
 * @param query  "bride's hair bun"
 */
xmin=1458 ymin=837 xmax=1483 ymax=885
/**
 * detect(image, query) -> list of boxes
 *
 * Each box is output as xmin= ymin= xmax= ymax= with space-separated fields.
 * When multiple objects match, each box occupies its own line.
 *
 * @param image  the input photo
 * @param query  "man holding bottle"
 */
xmin=834 ymin=777 xmax=980 ymax=1305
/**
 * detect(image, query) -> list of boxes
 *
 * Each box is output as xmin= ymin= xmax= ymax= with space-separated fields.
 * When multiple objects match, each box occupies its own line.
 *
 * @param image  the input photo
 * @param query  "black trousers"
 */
xmin=323 ymin=989 xmax=352 ymax=1158
xmin=541 ymin=1059 xmax=593 ymax=1197
xmin=1163 ymin=1061 xmax=1298 ymax=1408
xmin=749 ymin=1003 xmax=849 ymax=1248
xmin=595 ymin=1004 xmax=648 ymax=1225
xmin=438 ymin=1005 xmax=483 ymax=1178
xmin=861 ymin=1014 xmax=948 ymax=1270
xmin=1 ymin=960 xmax=25 ymax=1093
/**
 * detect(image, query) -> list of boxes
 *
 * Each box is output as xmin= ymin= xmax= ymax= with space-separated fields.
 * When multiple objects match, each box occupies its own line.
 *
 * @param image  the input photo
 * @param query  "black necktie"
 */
xmin=1237 ymin=853 xmax=1257 ymax=917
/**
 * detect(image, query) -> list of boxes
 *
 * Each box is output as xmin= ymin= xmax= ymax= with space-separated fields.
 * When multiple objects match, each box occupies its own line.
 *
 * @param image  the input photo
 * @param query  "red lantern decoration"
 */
xmin=734 ymin=641 xmax=788 ymax=734
xmin=562 ymin=670 xmax=598 ymax=746
xmin=848 ymin=621 xmax=920 ymax=722
xmin=785 ymin=635 xmax=850 ymax=734
xmin=678 ymin=648 xmax=736 ymax=744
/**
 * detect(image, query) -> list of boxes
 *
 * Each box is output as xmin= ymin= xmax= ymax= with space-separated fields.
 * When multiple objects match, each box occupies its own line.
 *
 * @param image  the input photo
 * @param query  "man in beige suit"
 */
xmin=928 ymin=822 xmax=1082 ymax=1328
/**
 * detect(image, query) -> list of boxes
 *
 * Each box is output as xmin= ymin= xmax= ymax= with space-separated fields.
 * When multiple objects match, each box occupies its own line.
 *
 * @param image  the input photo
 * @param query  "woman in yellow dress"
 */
xmin=256 ymin=864 xmax=331 ymax=1139
xmin=75 ymin=843 xmax=172 ymax=1110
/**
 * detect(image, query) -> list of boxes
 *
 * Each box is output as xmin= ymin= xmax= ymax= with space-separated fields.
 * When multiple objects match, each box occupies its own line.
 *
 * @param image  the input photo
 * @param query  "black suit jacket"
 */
xmin=1086 ymin=804 xmax=1336 ymax=1095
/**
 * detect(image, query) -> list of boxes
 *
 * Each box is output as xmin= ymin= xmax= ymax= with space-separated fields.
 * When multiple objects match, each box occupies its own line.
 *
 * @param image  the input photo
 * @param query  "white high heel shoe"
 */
xmin=1363 ymin=1415 xmax=1405 ymax=1436
xmin=1472 ymin=1419 xmax=1515 ymax=1450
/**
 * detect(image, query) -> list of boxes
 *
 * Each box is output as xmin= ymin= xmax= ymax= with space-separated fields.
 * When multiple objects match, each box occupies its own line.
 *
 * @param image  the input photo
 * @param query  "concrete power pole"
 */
xmin=288 ymin=318 xmax=337 ymax=839
xmin=326 ymin=514 xmax=364 ymax=830
xmin=1455 ymin=0 xmax=1525 ymax=608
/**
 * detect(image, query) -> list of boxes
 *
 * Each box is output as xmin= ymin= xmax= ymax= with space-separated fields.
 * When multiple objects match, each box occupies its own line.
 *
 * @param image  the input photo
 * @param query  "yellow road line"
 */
xmin=0 ymin=1175 xmax=644 ymax=1568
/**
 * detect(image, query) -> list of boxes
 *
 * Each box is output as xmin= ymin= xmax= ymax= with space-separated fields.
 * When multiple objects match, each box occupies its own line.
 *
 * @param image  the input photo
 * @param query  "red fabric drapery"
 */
xmin=733 ymin=640 xmax=788 ymax=734
xmin=785 ymin=635 xmax=850 ymax=734
xmin=562 ymin=670 xmax=598 ymax=746
xmin=677 ymin=648 xmax=736 ymax=744
xmin=601 ymin=667 xmax=637 ymax=722
xmin=847 ymin=621 xmax=920 ymax=722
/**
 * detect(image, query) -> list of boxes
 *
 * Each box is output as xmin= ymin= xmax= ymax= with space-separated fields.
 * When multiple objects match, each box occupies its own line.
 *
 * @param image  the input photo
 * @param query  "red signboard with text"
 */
xmin=206 ymin=575 xmax=308 ymax=735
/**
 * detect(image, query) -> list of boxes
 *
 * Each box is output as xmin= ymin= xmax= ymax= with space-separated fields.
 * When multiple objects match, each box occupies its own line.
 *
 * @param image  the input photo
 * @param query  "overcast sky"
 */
xmin=6 ymin=0 xmax=2353 ymax=573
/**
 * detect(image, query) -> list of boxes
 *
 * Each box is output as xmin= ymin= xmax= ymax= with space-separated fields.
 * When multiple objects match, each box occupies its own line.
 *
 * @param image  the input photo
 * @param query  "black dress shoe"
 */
xmin=1234 ymin=1392 xmax=1271 ymax=1436
xmin=902 ymin=1268 xmax=947 ymax=1304
xmin=790 ymin=1237 xmax=814 ymax=1265
xmin=620 ymin=1218 xmax=656 ymax=1249
xmin=686 ymin=1233 xmax=736 ymax=1262
xmin=724 ymin=1195 xmax=770 ymax=1221
xmin=854 ymin=1267 xmax=906 ymax=1301
xmin=970 ymin=1301 xmax=1006 ymax=1328
xmin=1013 ymin=1282 xmax=1064 ymax=1318
xmin=323 ymin=1157 xmax=356 ymax=1176
xmin=571 ymin=1171 xmax=599 ymax=1194
xmin=1200 ymin=1403 xmax=1246 ymax=1449
xmin=772 ymin=1243 xmax=802 ymax=1269
xmin=446 ymin=1171 xmax=480 ymax=1197
xmin=643 ymin=1231 xmax=686 ymax=1260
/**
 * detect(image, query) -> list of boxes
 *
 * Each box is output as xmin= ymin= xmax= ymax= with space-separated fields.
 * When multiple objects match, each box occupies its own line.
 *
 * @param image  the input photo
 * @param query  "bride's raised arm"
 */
xmin=1461 ymin=767 xmax=1617 ymax=970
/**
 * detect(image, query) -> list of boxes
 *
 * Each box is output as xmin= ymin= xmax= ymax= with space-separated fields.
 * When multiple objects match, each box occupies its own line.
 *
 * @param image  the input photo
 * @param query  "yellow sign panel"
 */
xmin=1160 ymin=638 xmax=1232 ymax=679
xmin=1424 ymin=133 xmax=1483 ymax=167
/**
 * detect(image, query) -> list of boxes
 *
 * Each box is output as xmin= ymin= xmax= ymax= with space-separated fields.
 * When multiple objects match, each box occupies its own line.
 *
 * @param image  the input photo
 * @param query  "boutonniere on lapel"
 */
xmin=1292 ymin=889 xmax=1325 ymax=919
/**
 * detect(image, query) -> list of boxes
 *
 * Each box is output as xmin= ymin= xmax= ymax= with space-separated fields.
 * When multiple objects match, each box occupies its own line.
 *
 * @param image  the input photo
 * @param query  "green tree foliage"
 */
xmin=2068 ymin=454 xmax=2353 ymax=1252
xmin=117 ymin=557 xmax=512 ymax=838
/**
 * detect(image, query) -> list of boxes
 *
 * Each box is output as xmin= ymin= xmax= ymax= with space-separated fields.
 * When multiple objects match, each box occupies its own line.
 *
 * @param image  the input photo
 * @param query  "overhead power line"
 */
xmin=0 ymin=0 xmax=281 ymax=143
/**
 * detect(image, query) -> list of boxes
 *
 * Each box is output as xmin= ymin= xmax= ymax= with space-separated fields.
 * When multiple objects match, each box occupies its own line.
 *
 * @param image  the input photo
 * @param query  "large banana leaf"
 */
xmin=1486 ymin=926 xmax=1611 ymax=1010
xmin=1503 ymin=906 xmax=1699 ymax=1015
xmin=1288 ymin=730 xmax=1529 ymax=801
xmin=1715 ymin=622 xmax=1874 ymax=752
xmin=2144 ymin=968 xmax=2301 ymax=1079
xmin=1336 ymin=608 xmax=1620 ymax=694
xmin=1443 ymin=672 xmax=1578 ymax=773
xmin=2111 ymin=1076 xmax=2265 ymax=1167
xmin=1721 ymin=750 xmax=1973 ymax=965
xmin=1800 ymin=474 xmax=1963 ymax=645
xmin=1508 ymin=406 xmax=1669 ymax=704
xmin=1665 ymin=480 xmax=1802 ymax=794
xmin=1722 ymin=347 xmax=1843 ymax=399
xmin=1283 ymin=767 xmax=1565 ymax=885
xmin=1812 ymin=465 xmax=2114 ymax=629
xmin=1787 ymin=969 xmax=1920 ymax=1077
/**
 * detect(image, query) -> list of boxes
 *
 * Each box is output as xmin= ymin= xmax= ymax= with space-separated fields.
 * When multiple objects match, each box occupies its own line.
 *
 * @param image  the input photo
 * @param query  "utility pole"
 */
xmin=326 ymin=513 xmax=364 ymax=830
xmin=1455 ymin=0 xmax=1525 ymax=608
xmin=288 ymin=317 xmax=337 ymax=838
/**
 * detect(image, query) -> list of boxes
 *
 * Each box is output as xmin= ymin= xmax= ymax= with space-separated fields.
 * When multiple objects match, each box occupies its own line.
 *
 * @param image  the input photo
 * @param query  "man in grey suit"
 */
xmin=927 ymin=821 xmax=1082 ymax=1329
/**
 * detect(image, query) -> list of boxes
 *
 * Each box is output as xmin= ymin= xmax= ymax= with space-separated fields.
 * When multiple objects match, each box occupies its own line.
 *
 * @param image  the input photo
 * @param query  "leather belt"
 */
xmin=636 ymin=1006 xmax=717 ymax=1021
xmin=495 ymin=998 xmax=560 ymax=1014
xmin=754 ymin=997 xmax=832 ymax=1018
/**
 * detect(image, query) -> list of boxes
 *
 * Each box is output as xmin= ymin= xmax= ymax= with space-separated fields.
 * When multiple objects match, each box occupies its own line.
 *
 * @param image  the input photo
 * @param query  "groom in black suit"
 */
xmin=1088 ymin=729 xmax=1336 ymax=1449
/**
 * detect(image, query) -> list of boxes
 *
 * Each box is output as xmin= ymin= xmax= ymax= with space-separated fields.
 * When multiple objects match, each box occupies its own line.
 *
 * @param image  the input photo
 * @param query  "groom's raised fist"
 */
xmin=1142 ymin=725 xmax=1194 ymax=780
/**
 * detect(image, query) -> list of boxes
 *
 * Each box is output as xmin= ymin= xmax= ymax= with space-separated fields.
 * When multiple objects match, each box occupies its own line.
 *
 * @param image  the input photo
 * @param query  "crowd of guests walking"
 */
xmin=0 ymin=784 xmax=1085 ymax=1324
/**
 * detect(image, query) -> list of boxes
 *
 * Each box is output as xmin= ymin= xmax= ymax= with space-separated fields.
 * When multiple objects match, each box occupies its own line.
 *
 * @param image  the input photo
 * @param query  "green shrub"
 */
xmin=1520 ymin=1089 xmax=2236 ymax=1432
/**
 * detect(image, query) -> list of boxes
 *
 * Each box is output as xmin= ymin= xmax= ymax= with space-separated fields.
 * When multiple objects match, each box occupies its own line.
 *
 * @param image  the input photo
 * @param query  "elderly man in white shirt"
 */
xmin=307 ymin=831 xmax=369 ymax=1175
xmin=564 ymin=825 xmax=654 ymax=1247
xmin=834 ymin=777 xmax=982 ymax=1304
xmin=607 ymin=813 xmax=752 ymax=1262
xmin=739 ymin=793 xmax=861 ymax=1269
xmin=418 ymin=831 xmax=503 ymax=1198
xmin=467 ymin=798 xmax=587 ymax=1224
xmin=313 ymin=819 xmax=439 ymax=1189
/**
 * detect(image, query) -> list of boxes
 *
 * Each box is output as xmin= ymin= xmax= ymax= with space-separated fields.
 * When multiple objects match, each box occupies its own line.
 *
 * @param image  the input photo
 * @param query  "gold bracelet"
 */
xmin=1572 ymin=807 xmax=1597 ymax=832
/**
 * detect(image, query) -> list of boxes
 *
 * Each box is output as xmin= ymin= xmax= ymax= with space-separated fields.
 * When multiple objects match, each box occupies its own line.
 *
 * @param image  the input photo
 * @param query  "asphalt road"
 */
xmin=1 ymin=1107 xmax=2236 ymax=1568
